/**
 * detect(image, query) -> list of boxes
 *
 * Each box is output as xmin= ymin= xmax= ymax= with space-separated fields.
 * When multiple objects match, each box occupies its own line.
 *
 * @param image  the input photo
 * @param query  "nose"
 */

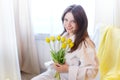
xmin=67 ymin=21 xmax=71 ymax=27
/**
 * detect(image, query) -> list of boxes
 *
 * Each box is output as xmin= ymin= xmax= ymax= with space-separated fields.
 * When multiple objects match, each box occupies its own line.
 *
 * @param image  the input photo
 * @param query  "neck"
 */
xmin=68 ymin=33 xmax=74 ymax=37
xmin=66 ymin=33 xmax=74 ymax=39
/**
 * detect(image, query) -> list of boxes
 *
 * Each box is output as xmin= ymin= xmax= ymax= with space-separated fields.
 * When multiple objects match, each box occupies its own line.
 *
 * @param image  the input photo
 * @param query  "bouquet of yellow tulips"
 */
xmin=45 ymin=35 xmax=74 ymax=80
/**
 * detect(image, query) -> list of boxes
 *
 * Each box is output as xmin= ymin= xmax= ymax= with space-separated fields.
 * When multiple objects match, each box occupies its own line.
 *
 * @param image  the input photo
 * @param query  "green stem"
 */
xmin=54 ymin=71 xmax=61 ymax=80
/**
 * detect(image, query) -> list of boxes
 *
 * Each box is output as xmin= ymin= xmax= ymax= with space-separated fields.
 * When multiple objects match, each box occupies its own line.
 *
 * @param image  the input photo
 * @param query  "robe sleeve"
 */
xmin=68 ymin=39 xmax=99 ymax=80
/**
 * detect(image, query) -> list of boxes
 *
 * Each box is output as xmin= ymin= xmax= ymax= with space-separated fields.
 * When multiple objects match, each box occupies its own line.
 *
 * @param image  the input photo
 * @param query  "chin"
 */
xmin=67 ymin=31 xmax=71 ymax=33
xmin=66 ymin=30 xmax=71 ymax=32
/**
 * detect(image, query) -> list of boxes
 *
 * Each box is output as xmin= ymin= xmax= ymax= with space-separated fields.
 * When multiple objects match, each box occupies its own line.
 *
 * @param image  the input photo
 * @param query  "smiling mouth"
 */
xmin=67 ymin=28 xmax=72 ymax=30
xmin=67 ymin=29 xmax=71 ymax=31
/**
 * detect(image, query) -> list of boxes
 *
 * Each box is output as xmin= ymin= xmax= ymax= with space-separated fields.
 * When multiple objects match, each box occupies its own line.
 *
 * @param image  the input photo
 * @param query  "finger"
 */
xmin=55 ymin=63 xmax=61 ymax=67
xmin=53 ymin=64 xmax=58 ymax=69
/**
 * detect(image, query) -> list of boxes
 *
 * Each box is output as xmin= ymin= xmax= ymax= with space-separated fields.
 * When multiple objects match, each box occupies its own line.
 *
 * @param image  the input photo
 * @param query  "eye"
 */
xmin=71 ymin=20 xmax=76 ymax=23
xmin=64 ymin=18 xmax=68 ymax=22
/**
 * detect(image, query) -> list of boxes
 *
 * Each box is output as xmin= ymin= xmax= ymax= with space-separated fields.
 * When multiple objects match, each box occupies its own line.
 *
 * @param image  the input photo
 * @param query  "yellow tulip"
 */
xmin=45 ymin=35 xmax=74 ymax=80
xmin=67 ymin=39 xmax=72 ymax=44
xmin=45 ymin=37 xmax=50 ymax=43
xmin=56 ymin=35 xmax=61 ymax=41
xmin=69 ymin=42 xmax=74 ymax=48
xmin=61 ymin=37 xmax=66 ymax=43
xmin=61 ymin=43 xmax=67 ymax=49
xmin=50 ymin=36 xmax=55 ymax=42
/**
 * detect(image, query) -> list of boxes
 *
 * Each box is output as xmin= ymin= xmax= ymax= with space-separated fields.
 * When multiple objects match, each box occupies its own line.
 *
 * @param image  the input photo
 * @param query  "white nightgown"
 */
xmin=31 ymin=33 xmax=99 ymax=80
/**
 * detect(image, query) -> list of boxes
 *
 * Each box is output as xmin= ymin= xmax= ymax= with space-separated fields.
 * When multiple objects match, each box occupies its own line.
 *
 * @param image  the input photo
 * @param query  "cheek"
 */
xmin=72 ymin=25 xmax=78 ymax=30
xmin=75 ymin=26 xmax=78 ymax=30
xmin=63 ymin=23 xmax=67 ymax=29
xmin=75 ymin=27 xmax=79 ymax=33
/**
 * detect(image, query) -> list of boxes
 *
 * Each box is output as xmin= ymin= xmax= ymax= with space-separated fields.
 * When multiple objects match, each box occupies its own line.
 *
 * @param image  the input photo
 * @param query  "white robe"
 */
xmin=31 ymin=34 xmax=99 ymax=80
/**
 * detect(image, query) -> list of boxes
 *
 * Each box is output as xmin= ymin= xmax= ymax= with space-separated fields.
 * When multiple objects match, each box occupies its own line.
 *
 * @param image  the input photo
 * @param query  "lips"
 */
xmin=66 ymin=29 xmax=72 ymax=32
xmin=67 ymin=27 xmax=72 ymax=30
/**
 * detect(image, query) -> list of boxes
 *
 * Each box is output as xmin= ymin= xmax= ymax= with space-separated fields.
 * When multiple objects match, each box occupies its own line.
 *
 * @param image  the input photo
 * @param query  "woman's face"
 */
xmin=63 ymin=12 xmax=78 ymax=36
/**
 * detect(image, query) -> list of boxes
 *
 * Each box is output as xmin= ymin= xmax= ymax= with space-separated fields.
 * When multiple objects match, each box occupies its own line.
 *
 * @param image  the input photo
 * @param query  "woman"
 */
xmin=31 ymin=4 xmax=99 ymax=80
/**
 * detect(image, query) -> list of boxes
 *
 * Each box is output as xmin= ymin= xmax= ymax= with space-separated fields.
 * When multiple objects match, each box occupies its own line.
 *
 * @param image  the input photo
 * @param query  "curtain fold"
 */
xmin=0 ymin=0 xmax=21 ymax=80
xmin=13 ymin=0 xmax=40 ymax=74
xmin=97 ymin=26 xmax=120 ymax=80
xmin=113 ymin=0 xmax=120 ymax=27
xmin=0 ymin=0 xmax=40 ymax=79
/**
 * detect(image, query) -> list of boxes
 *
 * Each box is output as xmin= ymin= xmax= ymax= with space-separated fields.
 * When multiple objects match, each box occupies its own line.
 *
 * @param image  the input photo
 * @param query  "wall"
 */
xmin=95 ymin=0 xmax=114 ymax=26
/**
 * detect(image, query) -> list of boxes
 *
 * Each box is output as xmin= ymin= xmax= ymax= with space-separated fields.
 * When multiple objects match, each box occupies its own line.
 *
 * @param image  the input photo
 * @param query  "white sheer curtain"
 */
xmin=95 ymin=0 xmax=120 ymax=27
xmin=0 ymin=0 xmax=40 ymax=79
xmin=114 ymin=0 xmax=120 ymax=27
xmin=13 ymin=0 xmax=40 ymax=74
xmin=0 ymin=0 xmax=21 ymax=80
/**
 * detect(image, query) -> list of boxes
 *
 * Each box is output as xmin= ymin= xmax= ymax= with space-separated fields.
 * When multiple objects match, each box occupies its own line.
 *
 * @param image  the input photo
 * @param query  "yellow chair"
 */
xmin=97 ymin=26 xmax=120 ymax=80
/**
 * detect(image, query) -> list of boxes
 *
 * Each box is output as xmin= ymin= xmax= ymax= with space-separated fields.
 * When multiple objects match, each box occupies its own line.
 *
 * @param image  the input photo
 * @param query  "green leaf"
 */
xmin=50 ymin=50 xmax=58 ymax=63
xmin=50 ymin=49 xmax=66 ymax=64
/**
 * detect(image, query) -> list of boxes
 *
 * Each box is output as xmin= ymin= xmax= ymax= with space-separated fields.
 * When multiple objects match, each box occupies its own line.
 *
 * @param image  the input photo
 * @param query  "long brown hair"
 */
xmin=61 ymin=4 xmax=89 ymax=52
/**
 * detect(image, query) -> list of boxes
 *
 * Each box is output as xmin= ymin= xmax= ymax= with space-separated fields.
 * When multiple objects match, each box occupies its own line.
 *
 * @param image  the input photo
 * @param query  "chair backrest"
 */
xmin=97 ymin=26 xmax=120 ymax=80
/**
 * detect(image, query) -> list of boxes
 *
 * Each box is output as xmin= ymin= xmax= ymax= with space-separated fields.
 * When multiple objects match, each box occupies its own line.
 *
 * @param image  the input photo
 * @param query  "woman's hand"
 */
xmin=53 ymin=63 xmax=69 ymax=73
